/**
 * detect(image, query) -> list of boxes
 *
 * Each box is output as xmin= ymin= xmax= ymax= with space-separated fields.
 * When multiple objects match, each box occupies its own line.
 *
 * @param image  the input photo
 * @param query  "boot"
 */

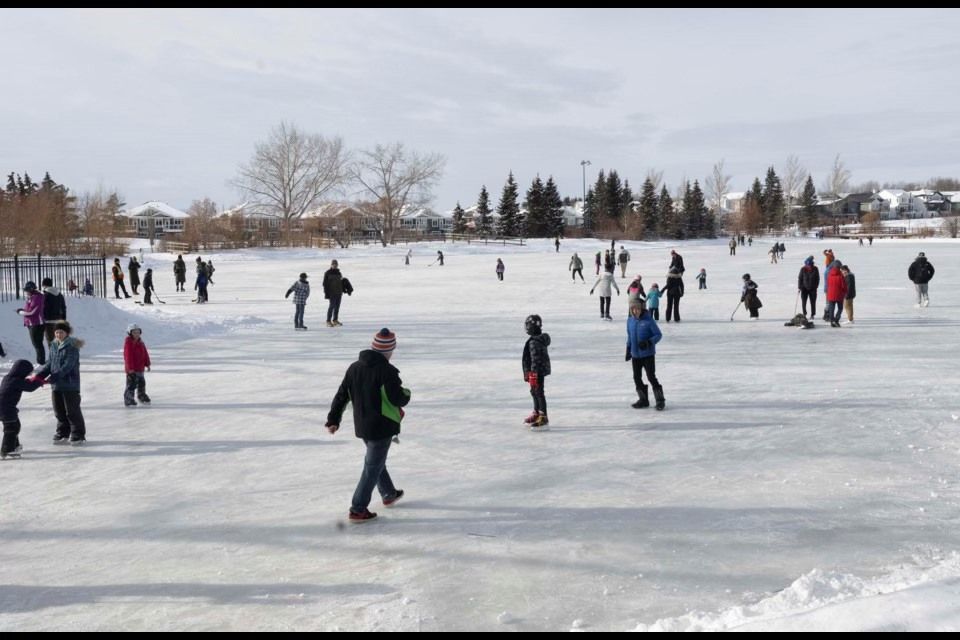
xmin=653 ymin=385 xmax=665 ymax=411
xmin=631 ymin=384 xmax=649 ymax=409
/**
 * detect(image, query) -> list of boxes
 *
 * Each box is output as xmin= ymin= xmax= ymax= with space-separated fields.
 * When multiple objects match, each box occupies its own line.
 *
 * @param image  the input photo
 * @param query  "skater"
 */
xmin=618 ymin=245 xmax=631 ymax=278
xmin=405 ymin=249 xmax=412 ymax=266
xmin=173 ymin=255 xmax=187 ymax=292
xmin=435 ymin=250 xmax=444 ymax=266
xmin=663 ymin=267 xmax=684 ymax=322
xmin=0 ymin=359 xmax=46 ymax=459
xmin=797 ymin=256 xmax=820 ymax=319
xmin=82 ymin=278 xmax=95 ymax=296
xmin=123 ymin=323 xmax=151 ymax=407
xmin=67 ymin=279 xmax=78 ymax=297
xmin=778 ymin=242 xmax=786 ymax=260
xmin=206 ymin=259 xmax=216 ymax=285
xmin=325 ymin=328 xmax=410 ymax=523
xmin=625 ymin=298 xmax=664 ymax=410
xmin=604 ymin=249 xmax=615 ymax=274
xmin=822 ymin=249 xmax=838 ymax=320
xmin=128 ymin=256 xmax=141 ymax=295
xmin=569 ymin=252 xmax=585 ymax=282
xmin=495 ymin=258 xmax=505 ymax=281
xmin=858 ymin=237 xmax=864 ymax=247
xmin=768 ymin=244 xmax=779 ymax=264
xmin=16 ymin=281 xmax=45 ymax=365
xmin=696 ymin=268 xmax=707 ymax=290
xmin=669 ymin=250 xmax=685 ymax=275
xmin=41 ymin=277 xmax=67 ymax=346
xmin=646 ymin=283 xmax=661 ymax=321
xmin=729 ymin=237 xmax=737 ymax=256
xmin=627 ymin=274 xmax=646 ymax=307
xmin=590 ymin=270 xmax=620 ymax=320
xmin=840 ymin=264 xmax=856 ymax=323
xmin=868 ymin=236 xmax=874 ymax=246
xmin=142 ymin=268 xmax=155 ymax=305
xmin=825 ymin=259 xmax=848 ymax=327
xmin=555 ymin=236 xmax=561 ymax=253
xmin=285 ymin=272 xmax=311 ymax=329
xmin=522 ymin=314 xmax=551 ymax=428
xmin=323 ymin=259 xmax=345 ymax=327
xmin=594 ymin=251 xmax=602 ymax=276
xmin=908 ymin=252 xmax=935 ymax=308
xmin=741 ymin=274 xmax=762 ymax=319
xmin=36 ymin=321 xmax=86 ymax=445
xmin=194 ymin=266 xmax=209 ymax=303
xmin=748 ymin=236 xmax=753 ymax=247
xmin=111 ymin=258 xmax=130 ymax=298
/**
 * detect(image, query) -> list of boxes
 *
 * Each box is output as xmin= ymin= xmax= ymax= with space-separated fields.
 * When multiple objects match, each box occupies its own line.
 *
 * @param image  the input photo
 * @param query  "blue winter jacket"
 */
xmin=627 ymin=312 xmax=662 ymax=359
xmin=646 ymin=289 xmax=661 ymax=309
xmin=37 ymin=336 xmax=83 ymax=392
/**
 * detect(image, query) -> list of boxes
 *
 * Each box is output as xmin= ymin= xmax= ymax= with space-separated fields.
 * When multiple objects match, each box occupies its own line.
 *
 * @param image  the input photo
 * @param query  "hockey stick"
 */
xmin=793 ymin=290 xmax=799 ymax=316
xmin=730 ymin=301 xmax=742 ymax=321
xmin=153 ymin=291 xmax=166 ymax=304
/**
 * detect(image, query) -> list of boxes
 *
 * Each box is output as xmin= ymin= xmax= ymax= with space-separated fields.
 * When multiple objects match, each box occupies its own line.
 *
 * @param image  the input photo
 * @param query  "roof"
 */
xmin=122 ymin=201 xmax=190 ymax=219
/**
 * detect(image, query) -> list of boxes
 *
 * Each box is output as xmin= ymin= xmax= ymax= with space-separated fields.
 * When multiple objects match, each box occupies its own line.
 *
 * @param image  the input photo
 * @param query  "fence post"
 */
xmin=36 ymin=252 xmax=42 ymax=287
xmin=101 ymin=254 xmax=107 ymax=299
xmin=14 ymin=254 xmax=20 ymax=300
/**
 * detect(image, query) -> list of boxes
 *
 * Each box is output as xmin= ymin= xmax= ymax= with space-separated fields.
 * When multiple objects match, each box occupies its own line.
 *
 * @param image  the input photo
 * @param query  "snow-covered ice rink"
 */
xmin=1 ymin=236 xmax=958 ymax=631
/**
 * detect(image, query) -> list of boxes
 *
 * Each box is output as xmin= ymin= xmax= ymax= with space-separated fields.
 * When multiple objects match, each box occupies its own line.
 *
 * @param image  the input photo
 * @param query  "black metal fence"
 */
xmin=0 ymin=254 xmax=108 ymax=303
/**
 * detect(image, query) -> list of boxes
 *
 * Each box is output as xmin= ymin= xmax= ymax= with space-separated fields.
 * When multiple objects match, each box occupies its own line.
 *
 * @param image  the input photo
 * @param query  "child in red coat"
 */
xmin=123 ymin=324 xmax=152 ymax=406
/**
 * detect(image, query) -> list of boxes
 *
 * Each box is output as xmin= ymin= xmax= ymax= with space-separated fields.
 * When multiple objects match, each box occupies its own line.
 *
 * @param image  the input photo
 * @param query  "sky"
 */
xmin=3 ymin=8 xmax=960 ymax=212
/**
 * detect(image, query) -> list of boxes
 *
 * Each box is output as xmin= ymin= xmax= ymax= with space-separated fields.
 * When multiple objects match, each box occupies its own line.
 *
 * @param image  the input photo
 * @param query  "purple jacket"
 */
xmin=21 ymin=291 xmax=44 ymax=327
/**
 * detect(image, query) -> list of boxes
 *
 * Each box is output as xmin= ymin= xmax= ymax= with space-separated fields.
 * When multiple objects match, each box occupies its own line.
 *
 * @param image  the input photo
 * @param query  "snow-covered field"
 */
xmin=1 ymin=236 xmax=959 ymax=631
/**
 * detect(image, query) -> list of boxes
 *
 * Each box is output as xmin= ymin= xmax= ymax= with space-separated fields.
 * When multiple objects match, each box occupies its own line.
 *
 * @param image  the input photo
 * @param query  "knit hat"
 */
xmin=54 ymin=321 xmax=72 ymax=335
xmin=804 ymin=256 xmax=814 ymax=266
xmin=918 ymin=252 xmax=925 ymax=258
xmin=372 ymin=328 xmax=396 ymax=353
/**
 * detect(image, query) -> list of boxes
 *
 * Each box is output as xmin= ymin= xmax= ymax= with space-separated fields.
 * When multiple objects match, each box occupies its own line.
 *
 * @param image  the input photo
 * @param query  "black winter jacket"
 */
xmin=323 ymin=268 xmax=343 ymax=298
xmin=522 ymin=333 xmax=552 ymax=377
xmin=0 ymin=359 xmax=44 ymax=421
xmin=908 ymin=258 xmax=935 ymax=284
xmin=797 ymin=265 xmax=820 ymax=292
xmin=327 ymin=350 xmax=410 ymax=441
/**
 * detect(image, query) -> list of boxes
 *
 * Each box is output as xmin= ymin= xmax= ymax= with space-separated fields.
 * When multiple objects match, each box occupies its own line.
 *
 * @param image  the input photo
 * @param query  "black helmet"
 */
xmin=742 ymin=273 xmax=751 ymax=280
xmin=23 ymin=281 xmax=37 ymax=292
xmin=524 ymin=314 xmax=542 ymax=335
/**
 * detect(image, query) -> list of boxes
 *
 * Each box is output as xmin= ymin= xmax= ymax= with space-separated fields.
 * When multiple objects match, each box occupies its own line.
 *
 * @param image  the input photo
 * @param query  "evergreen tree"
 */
xmin=583 ymin=188 xmax=596 ymax=232
xmin=658 ymin=185 xmax=675 ymax=239
xmin=496 ymin=172 xmax=521 ymax=237
xmin=476 ymin=185 xmax=493 ymax=236
xmin=688 ymin=180 xmax=707 ymax=237
xmin=523 ymin=175 xmax=547 ymax=237
xmin=452 ymin=202 xmax=467 ymax=234
xmin=800 ymin=175 xmax=818 ymax=230
xmin=592 ymin=171 xmax=608 ymax=223
xmin=605 ymin=170 xmax=624 ymax=226
xmin=543 ymin=176 xmax=565 ymax=238
xmin=762 ymin=166 xmax=785 ymax=230
xmin=639 ymin=177 xmax=658 ymax=238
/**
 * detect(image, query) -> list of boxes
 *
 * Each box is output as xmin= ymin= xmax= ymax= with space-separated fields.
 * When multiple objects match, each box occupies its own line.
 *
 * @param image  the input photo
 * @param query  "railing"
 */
xmin=0 ymin=254 xmax=107 ymax=303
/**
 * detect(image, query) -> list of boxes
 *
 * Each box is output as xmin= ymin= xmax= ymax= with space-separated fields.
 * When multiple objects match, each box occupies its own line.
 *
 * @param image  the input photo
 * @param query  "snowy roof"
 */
xmin=303 ymin=203 xmax=366 ymax=219
xmin=723 ymin=192 xmax=746 ymax=200
xmin=122 ymin=201 xmax=189 ymax=219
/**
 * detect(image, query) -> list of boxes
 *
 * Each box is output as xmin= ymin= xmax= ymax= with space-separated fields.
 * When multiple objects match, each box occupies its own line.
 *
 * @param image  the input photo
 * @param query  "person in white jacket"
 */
xmin=589 ymin=272 xmax=620 ymax=320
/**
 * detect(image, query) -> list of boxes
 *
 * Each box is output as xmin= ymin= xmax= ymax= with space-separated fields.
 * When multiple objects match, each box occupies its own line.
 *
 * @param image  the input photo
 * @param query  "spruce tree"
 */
xmin=800 ymin=175 xmax=818 ymax=230
xmin=477 ymin=185 xmax=493 ymax=236
xmin=583 ymin=188 xmax=596 ymax=232
xmin=658 ymin=185 xmax=675 ymax=239
xmin=452 ymin=202 xmax=466 ymax=234
xmin=639 ymin=178 xmax=658 ymax=238
xmin=524 ymin=175 xmax=547 ymax=237
xmin=543 ymin=176 xmax=565 ymax=238
xmin=762 ymin=166 xmax=785 ymax=230
xmin=496 ymin=172 xmax=520 ymax=237
xmin=605 ymin=170 xmax=624 ymax=227
xmin=689 ymin=180 xmax=707 ymax=237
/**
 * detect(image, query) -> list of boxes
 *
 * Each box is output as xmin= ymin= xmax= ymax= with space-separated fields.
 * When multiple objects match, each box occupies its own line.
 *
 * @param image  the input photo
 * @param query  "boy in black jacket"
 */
xmin=325 ymin=328 xmax=411 ymax=523
xmin=522 ymin=314 xmax=552 ymax=428
xmin=1 ymin=359 xmax=47 ymax=458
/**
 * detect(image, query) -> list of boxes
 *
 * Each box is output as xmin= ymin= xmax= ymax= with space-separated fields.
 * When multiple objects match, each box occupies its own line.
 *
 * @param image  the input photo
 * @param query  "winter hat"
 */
xmin=42 ymin=277 xmax=53 ymax=287
xmin=372 ymin=328 xmax=396 ymax=353
xmin=331 ymin=260 xmax=338 ymax=267
xmin=804 ymin=256 xmax=814 ymax=266
xmin=54 ymin=321 xmax=72 ymax=335
xmin=918 ymin=252 xmax=925 ymax=258
xmin=742 ymin=273 xmax=751 ymax=280
xmin=23 ymin=281 xmax=37 ymax=292
xmin=299 ymin=272 xmax=308 ymax=279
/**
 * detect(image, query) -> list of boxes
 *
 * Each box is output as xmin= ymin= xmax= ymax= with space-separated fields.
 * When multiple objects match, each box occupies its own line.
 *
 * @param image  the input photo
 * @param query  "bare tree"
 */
xmin=184 ymin=198 xmax=219 ymax=249
xmin=351 ymin=143 xmax=445 ymax=246
xmin=822 ymin=153 xmax=852 ymax=197
xmin=645 ymin=169 xmax=664 ymax=192
xmin=705 ymin=159 xmax=732 ymax=215
xmin=232 ymin=122 xmax=349 ymax=242
xmin=781 ymin=155 xmax=806 ymax=212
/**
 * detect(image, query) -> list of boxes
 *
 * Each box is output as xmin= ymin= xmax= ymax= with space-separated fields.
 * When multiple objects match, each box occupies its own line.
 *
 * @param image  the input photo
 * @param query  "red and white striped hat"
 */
xmin=372 ymin=328 xmax=396 ymax=353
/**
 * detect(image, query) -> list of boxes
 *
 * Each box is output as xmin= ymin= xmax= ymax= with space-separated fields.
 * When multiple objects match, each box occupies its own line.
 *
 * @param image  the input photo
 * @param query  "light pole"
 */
xmin=580 ymin=159 xmax=591 ymax=226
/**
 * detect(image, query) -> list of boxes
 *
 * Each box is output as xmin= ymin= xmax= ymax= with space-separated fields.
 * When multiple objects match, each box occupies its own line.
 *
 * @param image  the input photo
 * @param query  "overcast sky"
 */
xmin=3 ymin=8 xmax=959 ymax=212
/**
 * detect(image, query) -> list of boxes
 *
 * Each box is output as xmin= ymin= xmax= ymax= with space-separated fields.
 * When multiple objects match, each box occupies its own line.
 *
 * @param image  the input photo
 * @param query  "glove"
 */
xmin=625 ymin=346 xmax=631 ymax=361
xmin=399 ymin=407 xmax=405 ymax=420
xmin=527 ymin=372 xmax=539 ymax=389
xmin=637 ymin=340 xmax=651 ymax=351
xmin=589 ymin=289 xmax=594 ymax=295
xmin=324 ymin=422 xmax=339 ymax=434
xmin=617 ymin=291 xmax=620 ymax=296
xmin=284 ymin=290 xmax=291 ymax=298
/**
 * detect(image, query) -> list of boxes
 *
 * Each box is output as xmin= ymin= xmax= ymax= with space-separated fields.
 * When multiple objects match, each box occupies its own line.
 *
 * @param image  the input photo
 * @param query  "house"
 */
xmin=305 ymin=203 xmax=380 ymax=238
xmin=910 ymin=190 xmax=951 ymax=217
xmin=221 ymin=202 xmax=287 ymax=235
xmin=719 ymin=192 xmax=746 ymax=216
xmin=400 ymin=207 xmax=452 ymax=235
xmin=121 ymin=201 xmax=189 ymax=237
xmin=813 ymin=193 xmax=874 ymax=222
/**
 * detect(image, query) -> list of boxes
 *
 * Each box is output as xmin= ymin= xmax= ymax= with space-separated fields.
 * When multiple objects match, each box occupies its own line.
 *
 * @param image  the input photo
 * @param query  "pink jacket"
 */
xmin=21 ymin=291 xmax=44 ymax=327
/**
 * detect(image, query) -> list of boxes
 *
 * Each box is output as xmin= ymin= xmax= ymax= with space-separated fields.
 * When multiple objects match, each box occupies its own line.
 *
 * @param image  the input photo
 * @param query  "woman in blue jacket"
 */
xmin=625 ymin=298 xmax=665 ymax=410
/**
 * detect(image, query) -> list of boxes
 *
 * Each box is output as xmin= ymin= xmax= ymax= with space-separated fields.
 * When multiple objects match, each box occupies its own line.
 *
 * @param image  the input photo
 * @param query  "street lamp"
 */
xmin=580 ymin=159 xmax=591 ymax=226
